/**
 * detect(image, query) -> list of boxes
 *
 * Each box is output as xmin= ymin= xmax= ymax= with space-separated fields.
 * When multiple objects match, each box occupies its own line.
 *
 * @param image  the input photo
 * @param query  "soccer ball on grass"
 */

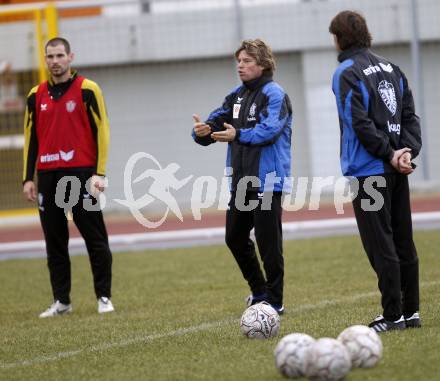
xmin=240 ymin=302 xmax=280 ymax=339
xmin=337 ymin=325 xmax=383 ymax=368
xmin=274 ymin=333 xmax=315 ymax=378
xmin=304 ymin=337 xmax=351 ymax=381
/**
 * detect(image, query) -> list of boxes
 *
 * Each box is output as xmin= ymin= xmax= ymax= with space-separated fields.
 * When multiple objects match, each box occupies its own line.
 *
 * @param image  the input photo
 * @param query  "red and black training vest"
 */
xmin=35 ymin=76 xmax=97 ymax=171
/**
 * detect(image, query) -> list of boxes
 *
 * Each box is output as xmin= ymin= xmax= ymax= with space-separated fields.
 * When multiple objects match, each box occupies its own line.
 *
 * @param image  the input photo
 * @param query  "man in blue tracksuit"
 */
xmin=192 ymin=39 xmax=292 ymax=314
xmin=330 ymin=11 xmax=422 ymax=332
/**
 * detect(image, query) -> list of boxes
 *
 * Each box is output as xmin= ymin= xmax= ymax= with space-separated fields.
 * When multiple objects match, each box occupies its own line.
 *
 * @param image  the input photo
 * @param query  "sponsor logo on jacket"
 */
xmin=387 ymin=121 xmax=401 ymax=135
xmin=363 ymin=65 xmax=381 ymax=76
xmin=379 ymin=62 xmax=393 ymax=73
xmin=363 ymin=62 xmax=393 ymax=76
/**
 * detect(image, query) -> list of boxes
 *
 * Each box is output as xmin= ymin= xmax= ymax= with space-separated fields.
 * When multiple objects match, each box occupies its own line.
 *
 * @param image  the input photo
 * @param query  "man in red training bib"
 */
xmin=22 ymin=37 xmax=114 ymax=317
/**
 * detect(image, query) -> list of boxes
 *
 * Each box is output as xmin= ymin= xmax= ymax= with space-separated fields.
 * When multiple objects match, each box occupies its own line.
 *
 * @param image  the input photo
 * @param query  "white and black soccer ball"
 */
xmin=274 ymin=333 xmax=315 ymax=378
xmin=305 ymin=338 xmax=351 ymax=381
xmin=240 ymin=302 xmax=280 ymax=339
xmin=337 ymin=325 xmax=383 ymax=368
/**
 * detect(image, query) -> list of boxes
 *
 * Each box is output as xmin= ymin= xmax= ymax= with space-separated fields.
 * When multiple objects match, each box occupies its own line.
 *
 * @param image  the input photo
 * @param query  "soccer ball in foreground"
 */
xmin=337 ymin=325 xmax=383 ymax=368
xmin=305 ymin=338 xmax=351 ymax=381
xmin=274 ymin=333 xmax=315 ymax=378
xmin=240 ymin=302 xmax=280 ymax=339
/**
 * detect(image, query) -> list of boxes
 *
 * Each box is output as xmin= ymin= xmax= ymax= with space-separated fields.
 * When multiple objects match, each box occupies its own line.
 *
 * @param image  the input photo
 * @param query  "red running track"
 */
xmin=0 ymin=196 xmax=439 ymax=244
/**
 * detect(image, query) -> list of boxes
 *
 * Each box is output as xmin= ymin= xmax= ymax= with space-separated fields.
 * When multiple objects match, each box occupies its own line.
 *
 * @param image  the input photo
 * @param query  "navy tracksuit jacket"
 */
xmin=332 ymin=48 xmax=421 ymax=177
xmin=193 ymin=74 xmax=292 ymax=192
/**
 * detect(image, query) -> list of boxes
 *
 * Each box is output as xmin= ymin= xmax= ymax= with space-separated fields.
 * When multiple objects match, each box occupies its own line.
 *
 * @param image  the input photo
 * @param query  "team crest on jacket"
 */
xmin=65 ymin=100 xmax=76 ymax=113
xmin=378 ymin=80 xmax=397 ymax=115
xmin=247 ymin=102 xmax=257 ymax=121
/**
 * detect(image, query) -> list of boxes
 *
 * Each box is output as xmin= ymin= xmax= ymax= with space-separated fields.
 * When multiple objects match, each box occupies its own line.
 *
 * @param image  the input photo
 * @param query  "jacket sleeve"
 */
xmin=192 ymin=87 xmax=238 ymax=146
xmin=82 ymin=79 xmax=110 ymax=176
xmin=236 ymin=85 xmax=291 ymax=146
xmin=399 ymin=72 xmax=422 ymax=158
xmin=22 ymin=86 xmax=38 ymax=183
xmin=191 ymin=128 xmax=215 ymax=146
xmin=339 ymin=70 xmax=394 ymax=161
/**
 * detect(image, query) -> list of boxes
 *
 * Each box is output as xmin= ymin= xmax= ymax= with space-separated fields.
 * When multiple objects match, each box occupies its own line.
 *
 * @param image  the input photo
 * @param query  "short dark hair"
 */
xmin=329 ymin=11 xmax=372 ymax=51
xmin=235 ymin=39 xmax=276 ymax=75
xmin=45 ymin=37 xmax=71 ymax=54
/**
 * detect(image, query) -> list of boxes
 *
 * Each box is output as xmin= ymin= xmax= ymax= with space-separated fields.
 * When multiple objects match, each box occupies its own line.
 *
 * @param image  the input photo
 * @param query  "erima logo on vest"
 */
xmin=40 ymin=150 xmax=75 ymax=163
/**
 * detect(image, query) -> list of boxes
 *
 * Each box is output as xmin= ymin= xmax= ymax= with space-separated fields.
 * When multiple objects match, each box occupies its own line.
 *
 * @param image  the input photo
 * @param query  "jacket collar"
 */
xmin=243 ymin=74 xmax=273 ymax=90
xmin=48 ymin=70 xmax=78 ymax=86
xmin=338 ymin=47 xmax=368 ymax=63
xmin=47 ymin=71 xmax=78 ymax=100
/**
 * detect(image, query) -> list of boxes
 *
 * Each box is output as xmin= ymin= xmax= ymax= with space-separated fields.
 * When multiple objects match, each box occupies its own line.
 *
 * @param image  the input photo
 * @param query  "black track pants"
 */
xmin=225 ymin=191 xmax=284 ymax=306
xmin=352 ymin=174 xmax=419 ymax=320
xmin=37 ymin=171 xmax=112 ymax=304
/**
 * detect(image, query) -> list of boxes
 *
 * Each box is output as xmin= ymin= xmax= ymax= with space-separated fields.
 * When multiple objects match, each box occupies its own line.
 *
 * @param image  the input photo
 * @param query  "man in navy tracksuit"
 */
xmin=192 ymin=39 xmax=292 ymax=314
xmin=330 ymin=11 xmax=422 ymax=332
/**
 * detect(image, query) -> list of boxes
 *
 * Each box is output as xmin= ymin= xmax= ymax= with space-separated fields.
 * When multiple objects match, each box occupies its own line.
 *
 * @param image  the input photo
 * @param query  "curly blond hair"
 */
xmin=235 ymin=39 xmax=276 ymax=75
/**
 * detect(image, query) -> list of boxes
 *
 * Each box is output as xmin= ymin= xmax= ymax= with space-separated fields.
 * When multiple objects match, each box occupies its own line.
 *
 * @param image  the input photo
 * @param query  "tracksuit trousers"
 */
xmin=352 ymin=174 xmax=419 ymax=320
xmin=37 ymin=170 xmax=112 ymax=305
xmin=225 ymin=191 xmax=284 ymax=306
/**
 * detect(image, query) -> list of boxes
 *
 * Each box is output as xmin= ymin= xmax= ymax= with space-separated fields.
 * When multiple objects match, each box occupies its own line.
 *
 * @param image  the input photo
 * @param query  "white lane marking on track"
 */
xmin=1 ymin=280 xmax=438 ymax=369
xmin=2 ymin=211 xmax=440 ymax=260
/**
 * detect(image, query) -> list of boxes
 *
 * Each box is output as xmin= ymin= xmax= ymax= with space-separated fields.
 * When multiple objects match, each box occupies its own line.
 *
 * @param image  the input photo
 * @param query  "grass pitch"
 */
xmin=1 ymin=230 xmax=439 ymax=381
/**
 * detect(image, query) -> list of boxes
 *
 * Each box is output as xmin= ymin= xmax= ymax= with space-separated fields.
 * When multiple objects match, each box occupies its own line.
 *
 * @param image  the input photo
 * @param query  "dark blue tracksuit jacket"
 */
xmin=332 ymin=48 xmax=422 ymax=177
xmin=192 ymin=75 xmax=292 ymax=192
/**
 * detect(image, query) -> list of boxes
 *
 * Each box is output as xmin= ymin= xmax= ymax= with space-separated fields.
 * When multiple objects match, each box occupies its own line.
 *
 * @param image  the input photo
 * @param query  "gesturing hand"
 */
xmin=211 ymin=123 xmax=236 ymax=142
xmin=193 ymin=114 xmax=211 ymax=137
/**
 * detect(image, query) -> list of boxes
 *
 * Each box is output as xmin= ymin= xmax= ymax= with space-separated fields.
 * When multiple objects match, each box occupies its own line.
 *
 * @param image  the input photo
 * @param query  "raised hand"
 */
xmin=193 ymin=114 xmax=211 ymax=137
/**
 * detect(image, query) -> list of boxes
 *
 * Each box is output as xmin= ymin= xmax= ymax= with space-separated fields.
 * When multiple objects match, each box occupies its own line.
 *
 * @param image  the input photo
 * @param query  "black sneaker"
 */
xmin=245 ymin=293 xmax=268 ymax=307
xmin=404 ymin=312 xmax=422 ymax=328
xmin=368 ymin=314 xmax=406 ymax=333
xmin=271 ymin=304 xmax=285 ymax=315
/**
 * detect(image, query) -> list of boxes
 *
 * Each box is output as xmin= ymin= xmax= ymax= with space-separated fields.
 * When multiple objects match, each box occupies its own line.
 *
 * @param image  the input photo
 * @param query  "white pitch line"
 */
xmin=2 ymin=280 xmax=438 ymax=370
xmin=0 ymin=320 xmax=232 ymax=370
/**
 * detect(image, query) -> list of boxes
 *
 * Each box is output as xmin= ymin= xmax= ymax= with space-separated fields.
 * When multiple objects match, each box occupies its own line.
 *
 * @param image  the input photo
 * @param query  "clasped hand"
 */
xmin=390 ymin=148 xmax=414 ymax=175
xmin=193 ymin=114 xmax=236 ymax=142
